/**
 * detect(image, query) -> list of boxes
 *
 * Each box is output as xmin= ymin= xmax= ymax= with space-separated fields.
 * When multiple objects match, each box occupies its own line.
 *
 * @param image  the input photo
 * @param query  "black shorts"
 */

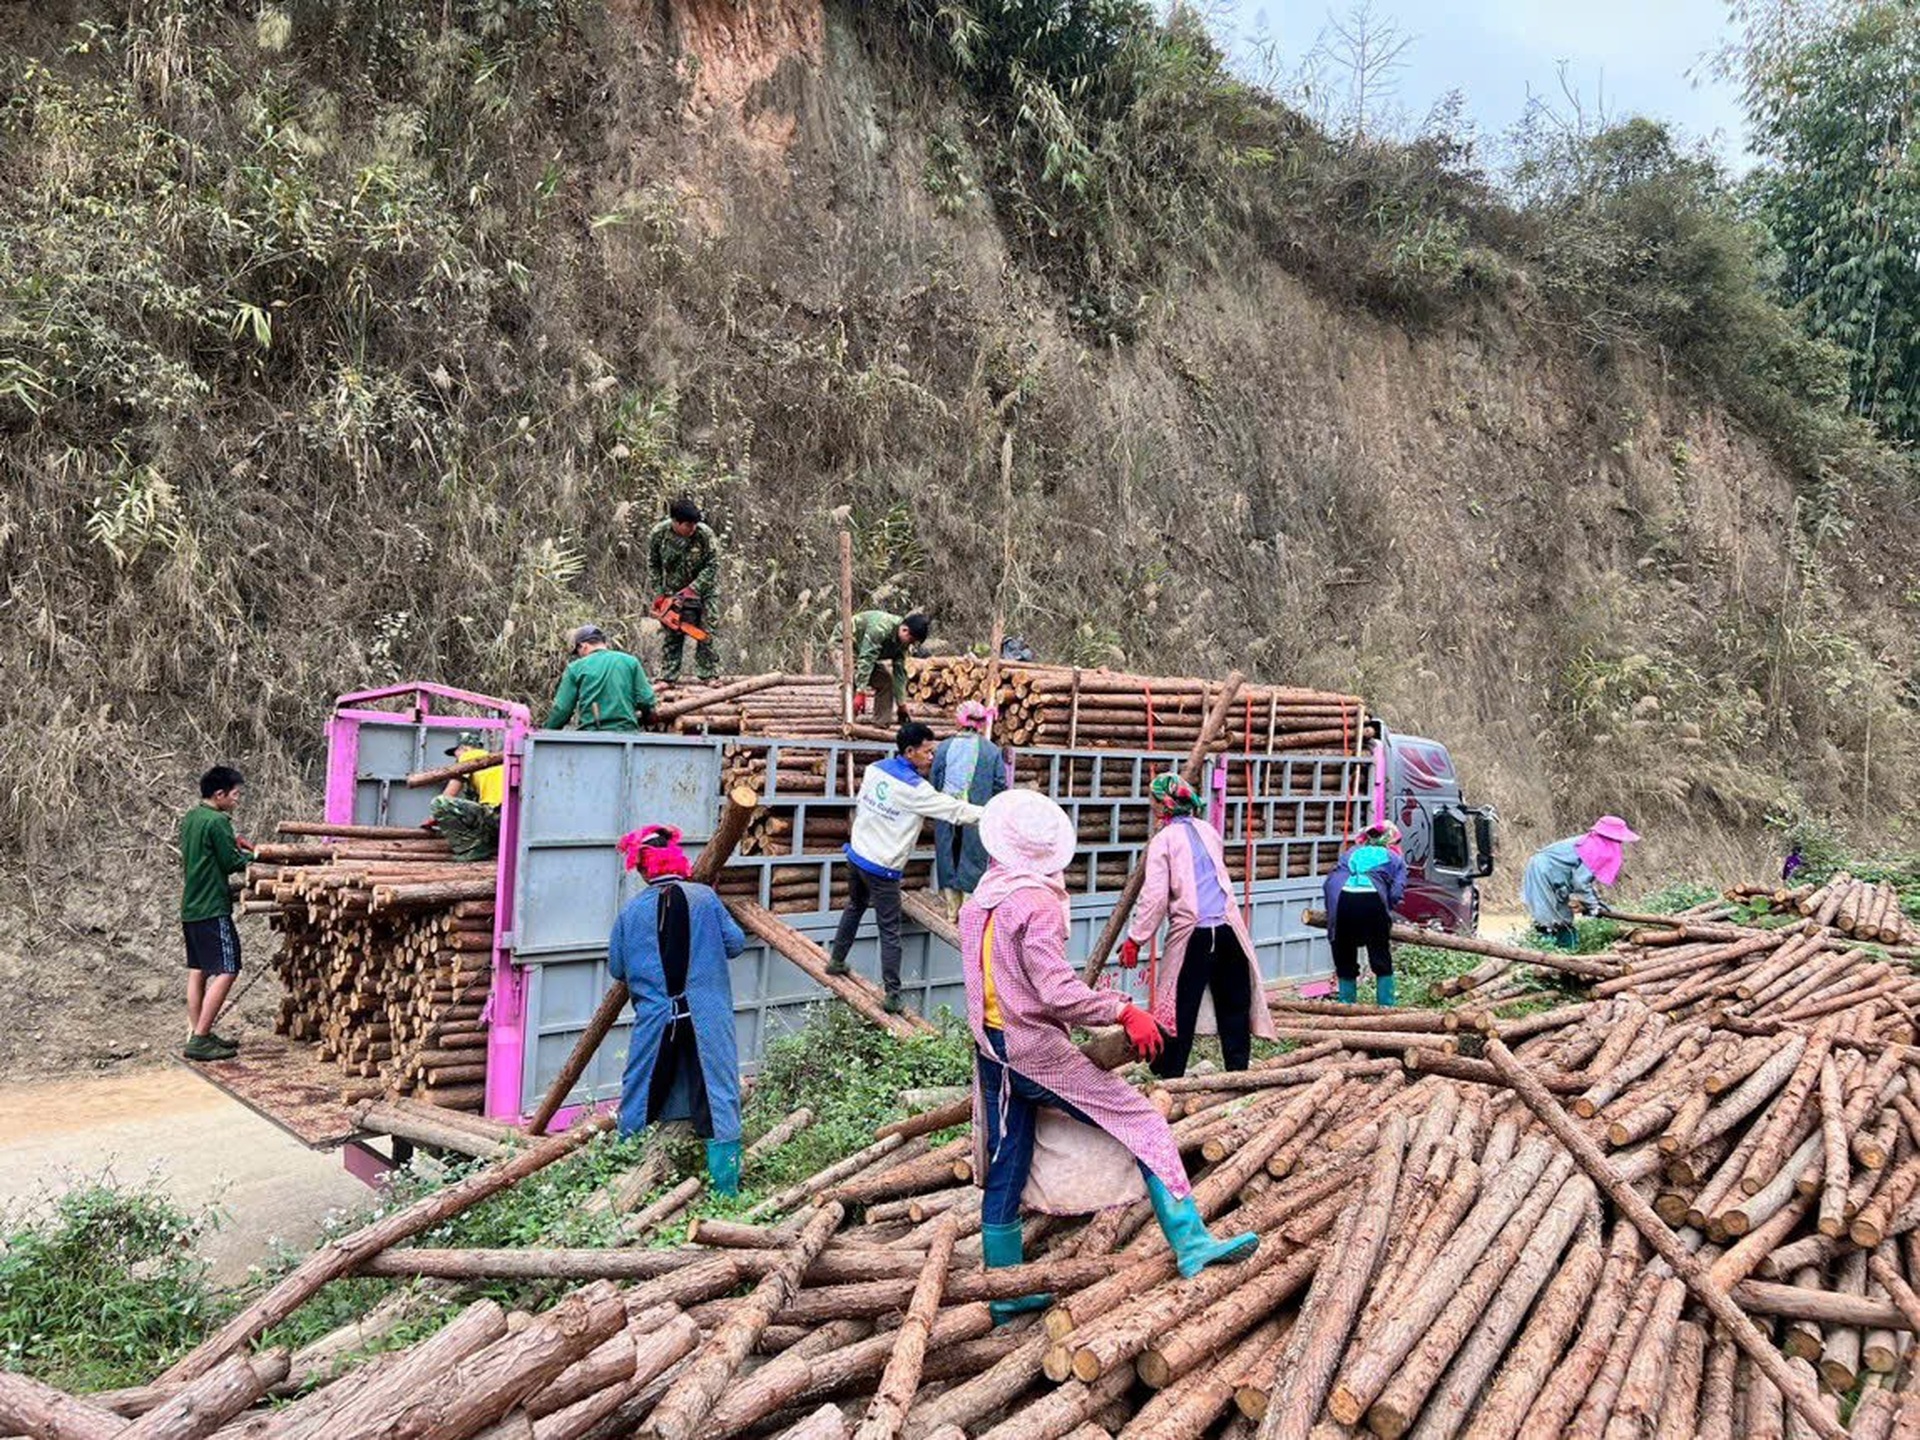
xmin=183 ymin=916 xmax=243 ymax=976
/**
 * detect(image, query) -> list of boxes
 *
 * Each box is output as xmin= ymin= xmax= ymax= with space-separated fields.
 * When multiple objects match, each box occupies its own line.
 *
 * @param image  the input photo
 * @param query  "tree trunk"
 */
xmin=851 ymin=1214 xmax=958 ymax=1440
xmin=1452 ymin=1223 xmax=1606 ymax=1440
xmin=1120 ymin=1317 xmax=1288 ymax=1440
xmin=117 ymin=1351 xmax=290 ymax=1440
xmin=0 ymin=1373 xmax=125 ymax=1440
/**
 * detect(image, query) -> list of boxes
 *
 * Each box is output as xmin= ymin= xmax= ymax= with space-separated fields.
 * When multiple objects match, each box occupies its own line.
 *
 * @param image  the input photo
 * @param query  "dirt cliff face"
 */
xmin=2 ymin=1 xmax=1915 ymax=1078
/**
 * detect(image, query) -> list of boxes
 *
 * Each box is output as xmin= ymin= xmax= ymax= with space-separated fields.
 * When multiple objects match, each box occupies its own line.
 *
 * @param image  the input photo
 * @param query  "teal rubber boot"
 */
xmin=982 ymin=1220 xmax=1051 ymax=1324
xmin=1376 ymin=974 xmax=1396 ymax=1007
xmin=1145 ymin=1174 xmax=1259 ymax=1279
xmin=1337 ymin=976 xmax=1358 ymax=1004
xmin=705 ymin=1139 xmax=742 ymax=1198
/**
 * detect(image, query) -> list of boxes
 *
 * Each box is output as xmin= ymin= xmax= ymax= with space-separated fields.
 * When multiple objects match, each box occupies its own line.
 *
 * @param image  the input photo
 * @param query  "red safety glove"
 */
xmin=234 ymin=834 xmax=254 ymax=853
xmin=1118 ymin=938 xmax=1142 ymax=970
xmin=1119 ymin=1003 xmax=1165 ymax=1061
xmin=853 ymin=691 xmax=870 ymax=717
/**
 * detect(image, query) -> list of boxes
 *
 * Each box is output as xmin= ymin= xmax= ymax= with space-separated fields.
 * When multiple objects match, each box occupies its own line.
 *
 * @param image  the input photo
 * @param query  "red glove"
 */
xmin=853 ymin=691 xmax=870 ymax=717
xmin=1118 ymin=938 xmax=1142 ymax=970
xmin=234 ymin=834 xmax=254 ymax=853
xmin=1119 ymin=1003 xmax=1165 ymax=1061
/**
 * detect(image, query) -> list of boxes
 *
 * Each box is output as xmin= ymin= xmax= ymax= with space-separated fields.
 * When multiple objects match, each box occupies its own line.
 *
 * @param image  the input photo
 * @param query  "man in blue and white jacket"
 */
xmin=827 ymin=721 xmax=987 ymax=1013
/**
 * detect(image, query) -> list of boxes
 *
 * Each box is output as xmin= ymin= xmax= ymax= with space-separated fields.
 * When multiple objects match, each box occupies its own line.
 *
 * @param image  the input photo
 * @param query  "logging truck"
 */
xmin=196 ymin=680 xmax=1488 ymax=1175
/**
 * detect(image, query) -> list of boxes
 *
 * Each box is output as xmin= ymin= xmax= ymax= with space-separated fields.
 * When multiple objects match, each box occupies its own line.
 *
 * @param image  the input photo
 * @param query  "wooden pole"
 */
xmin=0 ymin=1372 xmax=124 ymax=1440
xmin=157 ymin=1116 xmax=614 ymax=1384
xmin=838 ymin=522 xmax=856 ymax=723
xmin=1083 ymin=670 xmax=1245 ymax=984
xmin=728 ymin=899 xmax=931 ymax=1040
xmin=1481 ymin=1038 xmax=1847 ymax=1440
xmin=853 ymin=1215 xmax=958 ymax=1440
xmin=652 ymin=673 xmax=791 ymax=725
xmin=526 ymin=783 xmax=761 ymax=1134
xmin=116 ymin=1350 xmax=290 ymax=1440
xmin=406 ymin=752 xmax=505 ymax=789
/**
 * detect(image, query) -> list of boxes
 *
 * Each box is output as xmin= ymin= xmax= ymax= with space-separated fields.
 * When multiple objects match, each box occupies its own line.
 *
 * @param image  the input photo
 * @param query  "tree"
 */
xmin=1732 ymin=2 xmax=1920 ymax=440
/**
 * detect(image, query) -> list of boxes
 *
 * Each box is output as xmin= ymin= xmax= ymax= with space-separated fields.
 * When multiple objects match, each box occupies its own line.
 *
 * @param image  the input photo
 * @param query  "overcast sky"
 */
xmin=1203 ymin=0 xmax=1751 ymax=169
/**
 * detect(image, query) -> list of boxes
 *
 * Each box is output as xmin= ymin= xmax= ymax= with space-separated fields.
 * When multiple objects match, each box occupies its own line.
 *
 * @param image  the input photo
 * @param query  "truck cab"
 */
xmin=1368 ymin=722 xmax=1495 ymax=934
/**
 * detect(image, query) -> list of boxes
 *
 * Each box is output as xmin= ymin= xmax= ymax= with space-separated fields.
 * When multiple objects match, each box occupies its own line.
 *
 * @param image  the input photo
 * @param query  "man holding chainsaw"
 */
xmin=647 ymin=498 xmax=722 ymax=684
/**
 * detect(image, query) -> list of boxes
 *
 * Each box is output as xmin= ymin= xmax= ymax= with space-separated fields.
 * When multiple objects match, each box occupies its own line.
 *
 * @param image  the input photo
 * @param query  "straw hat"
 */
xmin=1590 ymin=815 xmax=1641 ymax=844
xmin=979 ymin=790 xmax=1077 ymax=876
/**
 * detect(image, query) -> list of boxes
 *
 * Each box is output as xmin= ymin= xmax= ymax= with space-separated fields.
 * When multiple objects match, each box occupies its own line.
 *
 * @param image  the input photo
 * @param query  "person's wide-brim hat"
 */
xmin=1591 ymin=815 xmax=1640 ymax=844
xmin=980 ymin=789 xmax=1077 ymax=876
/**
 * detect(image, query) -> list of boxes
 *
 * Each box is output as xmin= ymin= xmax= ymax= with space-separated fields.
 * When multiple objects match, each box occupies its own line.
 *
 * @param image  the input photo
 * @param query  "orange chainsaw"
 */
xmin=650 ymin=588 xmax=711 ymax=642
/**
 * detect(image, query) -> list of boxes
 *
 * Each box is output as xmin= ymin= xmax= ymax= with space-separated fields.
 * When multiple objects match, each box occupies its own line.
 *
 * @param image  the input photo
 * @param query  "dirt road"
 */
xmin=0 ymin=1066 xmax=369 ymax=1285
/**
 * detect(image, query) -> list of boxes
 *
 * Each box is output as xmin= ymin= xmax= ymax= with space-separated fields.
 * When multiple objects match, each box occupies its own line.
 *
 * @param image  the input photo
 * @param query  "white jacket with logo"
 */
xmin=846 ymin=756 xmax=986 ymax=880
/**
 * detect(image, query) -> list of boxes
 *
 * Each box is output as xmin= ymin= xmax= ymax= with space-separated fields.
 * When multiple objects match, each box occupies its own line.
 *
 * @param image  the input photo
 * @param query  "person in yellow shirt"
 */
xmin=428 ymin=730 xmax=503 ymax=860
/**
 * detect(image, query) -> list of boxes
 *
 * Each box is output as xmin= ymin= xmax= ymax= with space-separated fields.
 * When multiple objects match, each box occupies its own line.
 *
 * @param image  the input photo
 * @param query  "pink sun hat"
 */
xmin=1590 ymin=815 xmax=1641 ymax=844
xmin=979 ymin=789 xmax=1077 ymax=876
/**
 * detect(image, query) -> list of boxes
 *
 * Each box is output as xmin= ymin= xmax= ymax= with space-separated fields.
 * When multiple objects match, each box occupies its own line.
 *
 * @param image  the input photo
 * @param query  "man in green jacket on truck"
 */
xmin=847 ymin=609 xmax=930 ymax=726
xmin=546 ymin=624 xmax=657 ymax=732
xmin=179 ymin=765 xmax=255 ymax=1061
xmin=647 ymin=498 xmax=722 ymax=684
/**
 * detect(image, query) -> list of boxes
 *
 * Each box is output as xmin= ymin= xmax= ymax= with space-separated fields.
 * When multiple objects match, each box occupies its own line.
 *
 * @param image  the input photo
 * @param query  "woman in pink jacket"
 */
xmin=961 ymin=789 xmax=1258 ymax=1322
xmin=1119 ymin=774 xmax=1277 ymax=1079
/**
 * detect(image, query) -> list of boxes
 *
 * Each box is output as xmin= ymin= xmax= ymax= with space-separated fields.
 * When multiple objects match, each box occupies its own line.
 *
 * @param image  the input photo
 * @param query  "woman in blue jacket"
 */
xmin=1322 ymin=823 xmax=1408 ymax=1005
xmin=608 ymin=824 xmax=747 ymax=1194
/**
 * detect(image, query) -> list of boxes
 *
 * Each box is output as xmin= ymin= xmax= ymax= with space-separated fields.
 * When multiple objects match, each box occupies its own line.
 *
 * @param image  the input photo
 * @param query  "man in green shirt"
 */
xmin=846 ymin=610 xmax=930 ymax=725
xmin=545 ymin=624 xmax=658 ymax=732
xmin=179 ymin=765 xmax=255 ymax=1061
xmin=647 ymin=498 xmax=722 ymax=683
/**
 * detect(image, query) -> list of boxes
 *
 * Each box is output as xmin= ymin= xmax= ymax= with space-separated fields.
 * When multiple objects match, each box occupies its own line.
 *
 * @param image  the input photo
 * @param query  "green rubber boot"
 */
xmin=1375 ymin=974 xmax=1396 ymax=1007
xmin=1337 ymin=976 xmax=1358 ymax=1004
xmin=705 ymin=1139 xmax=742 ymax=1198
xmin=1145 ymin=1174 xmax=1259 ymax=1279
xmin=982 ymin=1220 xmax=1051 ymax=1324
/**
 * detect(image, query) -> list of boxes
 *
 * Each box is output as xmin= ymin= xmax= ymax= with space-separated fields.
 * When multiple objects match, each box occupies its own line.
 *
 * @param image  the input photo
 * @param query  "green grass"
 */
xmin=0 ymin=1179 xmax=224 ymax=1390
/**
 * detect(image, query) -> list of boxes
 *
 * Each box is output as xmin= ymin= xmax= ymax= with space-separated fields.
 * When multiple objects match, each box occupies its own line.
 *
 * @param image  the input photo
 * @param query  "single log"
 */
xmin=746 ymin=1135 xmax=908 ymax=1220
xmin=1867 ymin=1254 xmax=1920 ymax=1337
xmin=1083 ymin=670 xmax=1246 ymax=983
xmin=730 ymin=899 xmax=930 ymax=1040
xmin=1650 ymin=1318 xmax=1708 ymax=1440
xmin=1818 ymin=1057 xmax=1851 ymax=1238
xmin=641 ymin=1202 xmax=845 ymax=1440
xmin=117 ymin=1350 xmax=290 ymax=1440
xmin=1259 ymin=1116 xmax=1408 ymax=1440
xmin=851 ymin=1215 xmax=957 ymax=1440
xmin=1600 ymin=1275 xmax=1687 ymax=1439
xmin=875 ymin=1096 xmax=971 ymax=1144
xmin=972 ymin=1367 xmax=1131 ymax=1440
xmin=0 ymin=1372 xmax=123 ymax=1440
xmin=161 ymin=1118 xmax=614 ymax=1383
xmin=407 ymin=751 xmax=506 ymax=788
xmin=527 ymin=786 xmax=761 ymax=1133
xmin=1693 ymin=1330 xmax=1738 ymax=1440
xmin=1482 ymin=1038 xmax=1847 ymax=1440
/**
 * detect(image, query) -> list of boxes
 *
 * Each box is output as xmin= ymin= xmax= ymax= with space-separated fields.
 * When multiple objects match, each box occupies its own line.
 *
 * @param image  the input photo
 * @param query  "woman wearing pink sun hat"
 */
xmin=1522 ymin=814 xmax=1641 ymax=949
xmin=960 ymin=789 xmax=1258 ymax=1324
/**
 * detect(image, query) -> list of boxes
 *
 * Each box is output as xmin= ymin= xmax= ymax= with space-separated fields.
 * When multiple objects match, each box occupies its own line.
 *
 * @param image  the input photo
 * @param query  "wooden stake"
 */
xmin=852 ymin=1215 xmax=958 ymax=1440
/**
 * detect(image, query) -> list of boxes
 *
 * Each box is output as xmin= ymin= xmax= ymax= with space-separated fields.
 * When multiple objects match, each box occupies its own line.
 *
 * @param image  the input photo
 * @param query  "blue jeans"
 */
xmin=978 ymin=1029 xmax=1147 ymax=1225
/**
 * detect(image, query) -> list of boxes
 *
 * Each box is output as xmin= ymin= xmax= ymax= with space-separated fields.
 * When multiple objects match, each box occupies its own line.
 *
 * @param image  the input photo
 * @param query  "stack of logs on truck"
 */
xmin=248 ymin=664 xmax=1368 ymax=1111
xmin=13 ymin=878 xmax=1920 ymax=1437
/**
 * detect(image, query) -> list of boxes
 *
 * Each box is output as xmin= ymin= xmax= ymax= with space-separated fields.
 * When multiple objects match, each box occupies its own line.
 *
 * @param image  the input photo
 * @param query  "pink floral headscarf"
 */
xmin=619 ymin=824 xmax=692 ymax=880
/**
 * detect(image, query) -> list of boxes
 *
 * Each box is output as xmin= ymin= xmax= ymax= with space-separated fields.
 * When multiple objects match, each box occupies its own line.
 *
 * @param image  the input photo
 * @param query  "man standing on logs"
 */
xmin=1522 ymin=815 xmax=1640 ymax=949
xmin=1119 ymin=774 xmax=1276 ymax=1075
xmin=827 ymin=721 xmax=986 ymax=1014
xmin=607 ymin=824 xmax=748 ymax=1195
xmin=647 ymin=497 xmax=722 ymax=685
xmin=179 ymin=765 xmax=255 ymax=1061
xmin=427 ymin=730 xmax=502 ymax=862
xmin=845 ymin=609 xmax=930 ymax=726
xmin=960 ymin=789 xmax=1258 ymax=1321
xmin=931 ymin=700 xmax=1008 ymax=919
xmin=1322 ymin=821 xmax=1408 ymax=1005
xmin=544 ymin=624 xmax=657 ymax=732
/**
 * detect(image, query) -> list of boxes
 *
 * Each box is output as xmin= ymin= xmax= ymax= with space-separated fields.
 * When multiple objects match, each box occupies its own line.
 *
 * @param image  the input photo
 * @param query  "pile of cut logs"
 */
xmin=19 ymin=884 xmax=1920 ymax=1439
xmin=908 ymin=657 xmax=1368 ymax=754
xmin=244 ymin=821 xmax=499 ymax=1111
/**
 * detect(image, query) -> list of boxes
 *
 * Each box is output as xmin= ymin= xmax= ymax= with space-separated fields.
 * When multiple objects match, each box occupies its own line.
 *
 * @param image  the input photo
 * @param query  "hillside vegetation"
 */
xmin=3 ymin=0 xmax=1917 ymax=1075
